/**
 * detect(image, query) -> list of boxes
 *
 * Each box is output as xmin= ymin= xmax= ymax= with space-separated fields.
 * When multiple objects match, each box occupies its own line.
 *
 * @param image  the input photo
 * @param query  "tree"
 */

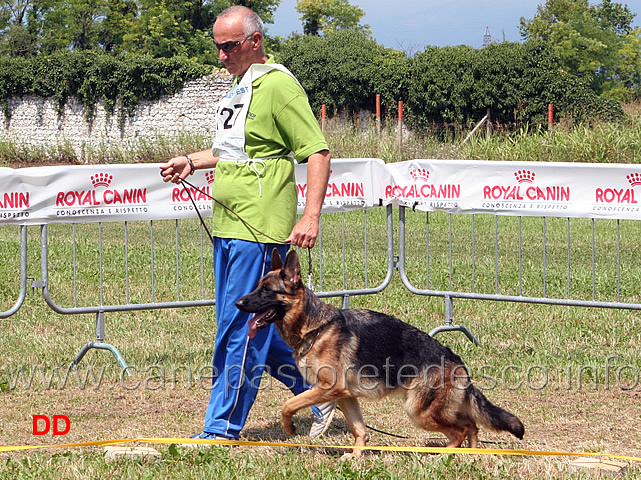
xmin=0 ymin=0 xmax=38 ymax=55
xmin=0 ymin=0 xmax=282 ymax=63
xmin=227 ymin=0 xmax=281 ymax=24
xmin=295 ymin=0 xmax=370 ymax=37
xmin=96 ymin=0 xmax=137 ymax=53
xmin=277 ymin=30 xmax=402 ymax=115
xmin=520 ymin=0 xmax=641 ymax=100
xmin=0 ymin=0 xmax=30 ymax=27
xmin=121 ymin=0 xmax=212 ymax=59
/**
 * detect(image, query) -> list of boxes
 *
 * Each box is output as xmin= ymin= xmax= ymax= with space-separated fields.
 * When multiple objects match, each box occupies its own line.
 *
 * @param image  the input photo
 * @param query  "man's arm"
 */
xmin=286 ymin=149 xmax=331 ymax=248
xmin=159 ymin=149 xmax=219 ymax=184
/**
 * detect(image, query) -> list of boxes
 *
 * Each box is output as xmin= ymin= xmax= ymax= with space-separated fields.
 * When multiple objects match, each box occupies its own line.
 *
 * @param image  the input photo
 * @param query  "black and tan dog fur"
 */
xmin=236 ymin=249 xmax=524 ymax=456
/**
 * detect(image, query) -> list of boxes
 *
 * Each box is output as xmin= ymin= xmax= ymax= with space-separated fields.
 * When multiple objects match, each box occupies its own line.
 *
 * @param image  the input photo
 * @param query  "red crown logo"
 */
xmin=627 ymin=173 xmax=641 ymax=187
xmin=91 ymin=173 xmax=113 ymax=188
xmin=410 ymin=168 xmax=430 ymax=182
xmin=205 ymin=171 xmax=215 ymax=184
xmin=514 ymin=170 xmax=535 ymax=184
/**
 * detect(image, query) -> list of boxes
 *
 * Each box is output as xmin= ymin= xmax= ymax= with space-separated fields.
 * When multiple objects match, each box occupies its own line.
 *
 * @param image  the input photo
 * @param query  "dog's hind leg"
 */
xmin=443 ymin=426 xmax=469 ymax=448
xmin=337 ymin=397 xmax=369 ymax=457
xmin=404 ymin=390 xmax=469 ymax=448
xmin=466 ymin=423 xmax=479 ymax=448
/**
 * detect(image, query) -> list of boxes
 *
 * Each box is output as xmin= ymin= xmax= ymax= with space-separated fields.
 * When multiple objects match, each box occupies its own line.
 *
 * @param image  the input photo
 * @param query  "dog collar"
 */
xmin=289 ymin=322 xmax=330 ymax=357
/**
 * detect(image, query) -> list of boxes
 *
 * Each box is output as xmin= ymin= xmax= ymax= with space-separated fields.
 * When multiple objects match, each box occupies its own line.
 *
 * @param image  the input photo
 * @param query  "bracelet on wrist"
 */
xmin=185 ymin=155 xmax=195 ymax=175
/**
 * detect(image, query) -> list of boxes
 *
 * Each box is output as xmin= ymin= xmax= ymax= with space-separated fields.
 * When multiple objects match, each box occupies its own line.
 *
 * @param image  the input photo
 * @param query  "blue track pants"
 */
xmin=203 ymin=238 xmax=309 ymax=439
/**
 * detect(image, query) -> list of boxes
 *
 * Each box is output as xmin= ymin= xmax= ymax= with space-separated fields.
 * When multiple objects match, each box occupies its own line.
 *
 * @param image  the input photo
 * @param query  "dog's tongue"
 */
xmin=247 ymin=309 xmax=271 ymax=338
xmin=247 ymin=315 xmax=258 ymax=339
xmin=247 ymin=310 xmax=270 ymax=339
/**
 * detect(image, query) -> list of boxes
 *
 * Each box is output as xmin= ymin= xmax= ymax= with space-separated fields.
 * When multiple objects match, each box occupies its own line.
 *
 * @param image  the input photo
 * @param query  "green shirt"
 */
xmin=211 ymin=60 xmax=328 ymax=243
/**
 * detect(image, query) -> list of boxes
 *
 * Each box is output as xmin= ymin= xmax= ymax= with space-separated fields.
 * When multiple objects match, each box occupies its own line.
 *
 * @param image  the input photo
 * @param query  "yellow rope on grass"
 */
xmin=1 ymin=437 xmax=641 ymax=463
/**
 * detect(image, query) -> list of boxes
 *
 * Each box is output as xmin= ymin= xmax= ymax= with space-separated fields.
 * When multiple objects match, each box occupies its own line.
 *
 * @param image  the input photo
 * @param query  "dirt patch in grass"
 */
xmin=1 ymin=377 xmax=639 ymax=472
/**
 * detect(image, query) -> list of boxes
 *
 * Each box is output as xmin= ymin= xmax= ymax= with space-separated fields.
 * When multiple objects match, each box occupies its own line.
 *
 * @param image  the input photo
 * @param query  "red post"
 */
xmin=548 ymin=104 xmax=553 ymax=130
xmin=397 ymin=101 xmax=404 ymax=156
xmin=376 ymin=94 xmax=381 ymax=136
xmin=321 ymin=104 xmax=326 ymax=134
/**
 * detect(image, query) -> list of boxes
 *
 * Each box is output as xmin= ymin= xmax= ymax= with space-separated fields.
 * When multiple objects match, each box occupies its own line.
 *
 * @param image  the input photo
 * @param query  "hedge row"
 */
xmin=0 ymin=34 xmax=624 ymax=130
xmin=0 ymin=51 xmax=210 ymax=123
xmin=276 ymin=32 xmax=624 ymax=128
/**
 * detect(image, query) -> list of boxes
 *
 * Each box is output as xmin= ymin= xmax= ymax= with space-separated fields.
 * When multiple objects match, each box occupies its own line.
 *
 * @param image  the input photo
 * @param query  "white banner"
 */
xmin=0 ymin=164 xmax=216 ymax=225
xmin=0 ymin=159 xmax=388 ymax=225
xmin=1 ymin=158 xmax=640 ymax=225
xmin=384 ymin=159 xmax=641 ymax=220
xmin=296 ymin=158 xmax=389 ymax=213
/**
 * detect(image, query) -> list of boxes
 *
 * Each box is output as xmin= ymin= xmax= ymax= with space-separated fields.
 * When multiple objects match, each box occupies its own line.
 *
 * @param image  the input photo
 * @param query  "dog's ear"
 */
xmin=281 ymin=249 xmax=301 ymax=285
xmin=271 ymin=247 xmax=283 ymax=271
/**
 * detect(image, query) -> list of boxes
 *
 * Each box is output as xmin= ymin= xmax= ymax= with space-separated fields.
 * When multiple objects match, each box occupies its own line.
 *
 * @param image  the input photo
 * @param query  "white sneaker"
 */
xmin=309 ymin=401 xmax=336 ymax=437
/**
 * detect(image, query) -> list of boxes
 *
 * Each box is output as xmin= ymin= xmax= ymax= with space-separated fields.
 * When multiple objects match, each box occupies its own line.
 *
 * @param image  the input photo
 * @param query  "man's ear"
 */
xmin=250 ymin=31 xmax=262 ymax=52
xmin=281 ymin=249 xmax=301 ymax=285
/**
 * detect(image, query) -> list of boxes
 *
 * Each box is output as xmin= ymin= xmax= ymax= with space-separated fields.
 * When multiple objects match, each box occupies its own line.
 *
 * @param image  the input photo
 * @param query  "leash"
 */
xmin=180 ymin=177 xmax=284 ymax=245
xmin=329 ymin=407 xmax=408 ymax=439
xmin=178 ymin=178 xmax=315 ymax=289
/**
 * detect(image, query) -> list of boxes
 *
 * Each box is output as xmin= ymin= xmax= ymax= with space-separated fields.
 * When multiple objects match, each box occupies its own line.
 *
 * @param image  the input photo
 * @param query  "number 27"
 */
xmin=221 ymin=104 xmax=244 ymax=129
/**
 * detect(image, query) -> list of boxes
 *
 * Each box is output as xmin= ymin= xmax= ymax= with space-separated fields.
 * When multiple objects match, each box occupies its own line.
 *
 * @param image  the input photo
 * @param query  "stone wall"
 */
xmin=0 ymin=73 xmax=234 ymax=161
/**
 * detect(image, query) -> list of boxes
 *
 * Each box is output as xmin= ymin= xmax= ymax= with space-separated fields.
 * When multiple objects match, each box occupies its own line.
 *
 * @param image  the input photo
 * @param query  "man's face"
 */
xmin=212 ymin=16 xmax=257 ymax=77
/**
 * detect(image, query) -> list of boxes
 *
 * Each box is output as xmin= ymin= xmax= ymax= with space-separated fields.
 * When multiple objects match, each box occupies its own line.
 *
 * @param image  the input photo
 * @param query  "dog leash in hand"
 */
xmin=180 ymin=178 xmax=285 ymax=245
xmin=305 ymin=248 xmax=314 ymax=290
xmin=178 ymin=178 xmax=316 ymax=289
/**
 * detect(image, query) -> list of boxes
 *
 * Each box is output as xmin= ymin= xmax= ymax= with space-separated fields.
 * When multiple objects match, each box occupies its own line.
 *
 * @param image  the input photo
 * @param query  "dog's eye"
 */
xmin=272 ymin=289 xmax=294 ymax=296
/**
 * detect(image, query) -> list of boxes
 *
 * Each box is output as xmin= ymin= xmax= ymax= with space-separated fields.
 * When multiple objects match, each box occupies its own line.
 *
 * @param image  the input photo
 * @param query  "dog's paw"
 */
xmin=281 ymin=416 xmax=296 ymax=435
xmin=339 ymin=450 xmax=361 ymax=460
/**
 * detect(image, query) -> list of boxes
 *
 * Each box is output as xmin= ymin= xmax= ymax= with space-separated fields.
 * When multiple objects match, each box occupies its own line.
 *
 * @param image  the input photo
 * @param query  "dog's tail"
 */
xmin=467 ymin=386 xmax=525 ymax=440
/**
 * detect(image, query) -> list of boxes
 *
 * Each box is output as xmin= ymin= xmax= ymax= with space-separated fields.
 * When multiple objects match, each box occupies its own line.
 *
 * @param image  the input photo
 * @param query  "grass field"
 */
xmin=0 ymin=207 xmax=640 ymax=479
xmin=1 ymin=109 xmax=641 ymax=478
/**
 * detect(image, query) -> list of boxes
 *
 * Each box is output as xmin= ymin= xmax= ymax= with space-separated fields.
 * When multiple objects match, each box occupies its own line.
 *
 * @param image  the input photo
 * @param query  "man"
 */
xmin=159 ymin=6 xmax=334 ymax=442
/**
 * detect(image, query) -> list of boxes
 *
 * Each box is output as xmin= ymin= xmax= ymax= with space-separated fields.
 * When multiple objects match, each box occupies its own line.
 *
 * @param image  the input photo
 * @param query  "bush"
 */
xmin=276 ymin=30 xmax=409 ymax=117
xmin=405 ymin=39 xmax=624 ymax=130
xmin=1 ymin=38 xmax=624 ymax=131
xmin=0 ymin=51 xmax=210 ymax=122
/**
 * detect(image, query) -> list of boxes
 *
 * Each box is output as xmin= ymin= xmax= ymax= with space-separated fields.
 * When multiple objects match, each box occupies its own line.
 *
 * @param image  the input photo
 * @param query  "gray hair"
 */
xmin=217 ymin=6 xmax=264 ymax=37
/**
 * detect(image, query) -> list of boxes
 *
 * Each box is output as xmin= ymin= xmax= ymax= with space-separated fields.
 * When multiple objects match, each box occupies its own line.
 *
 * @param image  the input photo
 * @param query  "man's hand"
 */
xmin=286 ymin=214 xmax=320 ymax=248
xmin=159 ymin=150 xmax=218 ymax=184
xmin=159 ymin=156 xmax=191 ymax=184
xmin=285 ymin=149 xmax=331 ymax=248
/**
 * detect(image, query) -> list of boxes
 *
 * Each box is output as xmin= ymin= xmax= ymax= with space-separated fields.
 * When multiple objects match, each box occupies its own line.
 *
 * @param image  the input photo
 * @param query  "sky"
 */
xmin=267 ymin=0 xmax=641 ymax=51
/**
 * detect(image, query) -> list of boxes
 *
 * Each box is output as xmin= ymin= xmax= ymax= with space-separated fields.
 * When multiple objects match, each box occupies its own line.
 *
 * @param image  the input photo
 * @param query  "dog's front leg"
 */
xmin=281 ymin=387 xmax=343 ymax=435
xmin=337 ymin=397 xmax=369 ymax=458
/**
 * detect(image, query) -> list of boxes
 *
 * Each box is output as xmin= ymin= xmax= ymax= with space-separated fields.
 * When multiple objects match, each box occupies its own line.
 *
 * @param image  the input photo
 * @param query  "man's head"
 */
xmin=213 ymin=6 xmax=267 ymax=77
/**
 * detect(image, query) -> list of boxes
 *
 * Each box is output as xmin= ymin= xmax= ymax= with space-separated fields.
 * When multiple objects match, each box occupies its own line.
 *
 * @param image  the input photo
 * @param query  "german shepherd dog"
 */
xmin=236 ymin=249 xmax=524 ymax=456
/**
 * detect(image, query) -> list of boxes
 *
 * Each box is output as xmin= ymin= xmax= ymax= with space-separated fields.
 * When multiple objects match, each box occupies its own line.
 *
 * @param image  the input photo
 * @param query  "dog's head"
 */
xmin=235 ymin=248 xmax=302 ymax=338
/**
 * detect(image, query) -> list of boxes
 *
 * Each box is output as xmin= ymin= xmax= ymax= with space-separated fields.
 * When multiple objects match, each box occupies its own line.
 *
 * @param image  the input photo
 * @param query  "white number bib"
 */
xmin=212 ymin=63 xmax=298 ymax=163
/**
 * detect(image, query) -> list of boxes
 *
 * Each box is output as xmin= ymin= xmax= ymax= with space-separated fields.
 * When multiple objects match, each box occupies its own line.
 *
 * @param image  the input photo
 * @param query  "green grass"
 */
xmin=0 ymin=448 xmax=537 ymax=480
xmin=0 ymin=131 xmax=213 ymax=166
xmin=463 ymin=122 xmax=641 ymax=163
xmin=1 ymin=209 xmax=641 ymax=478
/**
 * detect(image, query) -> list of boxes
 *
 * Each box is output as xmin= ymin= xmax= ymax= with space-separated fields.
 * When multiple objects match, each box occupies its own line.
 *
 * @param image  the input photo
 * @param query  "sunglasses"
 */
xmin=214 ymin=34 xmax=254 ymax=53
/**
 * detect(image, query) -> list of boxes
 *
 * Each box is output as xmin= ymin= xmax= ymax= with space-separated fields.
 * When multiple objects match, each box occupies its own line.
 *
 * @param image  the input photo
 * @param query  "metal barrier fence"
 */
xmin=38 ymin=220 xmax=220 ymax=371
xmin=0 ymin=225 xmax=28 ymax=319
xmin=0 ymin=207 xmax=394 ymax=371
xmin=398 ymin=206 xmax=641 ymax=344
xmin=2 ymin=202 xmax=641 ymax=370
